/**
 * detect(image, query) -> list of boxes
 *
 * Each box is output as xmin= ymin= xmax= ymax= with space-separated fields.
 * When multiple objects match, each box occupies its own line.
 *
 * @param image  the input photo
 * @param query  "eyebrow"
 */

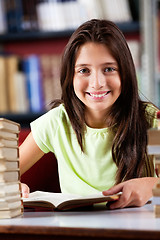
xmin=75 ymin=62 xmax=118 ymax=68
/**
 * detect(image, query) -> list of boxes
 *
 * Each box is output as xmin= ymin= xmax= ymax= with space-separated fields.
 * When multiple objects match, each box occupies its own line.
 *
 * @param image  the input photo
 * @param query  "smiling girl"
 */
xmin=20 ymin=19 xmax=159 ymax=209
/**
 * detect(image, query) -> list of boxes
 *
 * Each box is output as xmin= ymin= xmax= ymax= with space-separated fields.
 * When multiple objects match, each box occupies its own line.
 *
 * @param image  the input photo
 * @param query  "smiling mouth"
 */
xmin=87 ymin=91 xmax=111 ymax=98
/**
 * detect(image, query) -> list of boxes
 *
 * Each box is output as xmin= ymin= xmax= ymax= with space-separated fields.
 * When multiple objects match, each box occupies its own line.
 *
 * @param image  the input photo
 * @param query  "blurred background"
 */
xmin=0 ymin=0 xmax=159 ymax=129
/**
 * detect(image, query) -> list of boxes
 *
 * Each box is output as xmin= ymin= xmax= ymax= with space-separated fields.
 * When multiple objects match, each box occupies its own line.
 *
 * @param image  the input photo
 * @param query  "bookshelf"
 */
xmin=0 ymin=0 xmax=141 ymax=128
xmin=0 ymin=21 xmax=139 ymax=42
xmin=0 ymin=30 xmax=75 ymax=42
xmin=140 ymin=0 xmax=159 ymax=107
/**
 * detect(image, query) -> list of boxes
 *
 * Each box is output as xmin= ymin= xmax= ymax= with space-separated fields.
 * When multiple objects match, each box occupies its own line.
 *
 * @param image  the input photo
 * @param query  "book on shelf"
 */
xmin=40 ymin=55 xmax=54 ymax=106
xmin=51 ymin=55 xmax=62 ymax=100
xmin=9 ymin=58 xmax=29 ymax=113
xmin=4 ymin=0 xmax=23 ymax=33
xmin=36 ymin=0 xmax=83 ymax=31
xmin=78 ymin=0 xmax=103 ymax=21
xmin=23 ymin=191 xmax=121 ymax=211
xmin=22 ymin=55 xmax=44 ymax=113
xmin=6 ymin=55 xmax=21 ymax=113
xmin=14 ymin=66 xmax=29 ymax=113
xmin=1 ymin=54 xmax=29 ymax=113
xmin=0 ymin=0 xmax=7 ymax=34
xmin=21 ymin=0 xmax=38 ymax=31
xmin=79 ymin=0 xmax=133 ymax=23
xmin=0 ymin=56 xmax=8 ymax=113
xmin=100 ymin=0 xmax=132 ymax=23
xmin=40 ymin=54 xmax=62 ymax=108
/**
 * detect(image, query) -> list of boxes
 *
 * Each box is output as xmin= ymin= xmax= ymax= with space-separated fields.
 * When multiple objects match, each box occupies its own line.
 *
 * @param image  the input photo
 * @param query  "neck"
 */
xmin=85 ymin=110 xmax=110 ymax=128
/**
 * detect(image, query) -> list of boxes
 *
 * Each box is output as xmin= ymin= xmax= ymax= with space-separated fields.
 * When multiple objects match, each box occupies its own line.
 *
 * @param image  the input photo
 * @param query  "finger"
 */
xmin=21 ymin=183 xmax=30 ymax=198
xmin=108 ymin=187 xmax=132 ymax=209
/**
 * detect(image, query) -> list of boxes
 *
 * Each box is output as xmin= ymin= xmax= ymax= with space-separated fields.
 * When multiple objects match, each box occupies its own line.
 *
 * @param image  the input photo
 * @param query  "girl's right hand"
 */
xmin=21 ymin=183 xmax=30 ymax=198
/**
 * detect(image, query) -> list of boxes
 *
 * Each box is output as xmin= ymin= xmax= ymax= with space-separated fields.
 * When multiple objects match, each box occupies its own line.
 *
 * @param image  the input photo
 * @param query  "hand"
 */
xmin=103 ymin=177 xmax=159 ymax=209
xmin=21 ymin=183 xmax=30 ymax=198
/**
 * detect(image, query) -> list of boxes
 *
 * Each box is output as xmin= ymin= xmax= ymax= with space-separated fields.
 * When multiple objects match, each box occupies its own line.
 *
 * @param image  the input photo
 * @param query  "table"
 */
xmin=0 ymin=202 xmax=160 ymax=240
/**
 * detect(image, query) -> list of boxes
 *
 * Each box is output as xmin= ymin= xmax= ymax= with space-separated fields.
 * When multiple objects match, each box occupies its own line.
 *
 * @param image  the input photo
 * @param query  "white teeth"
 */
xmin=90 ymin=92 xmax=107 ymax=98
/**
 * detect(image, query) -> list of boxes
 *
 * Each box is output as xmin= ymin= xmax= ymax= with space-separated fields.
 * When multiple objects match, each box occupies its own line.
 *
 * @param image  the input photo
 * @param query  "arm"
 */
xmin=20 ymin=132 xmax=45 ymax=197
xmin=103 ymin=177 xmax=159 ymax=209
xmin=19 ymin=132 xmax=44 ymax=176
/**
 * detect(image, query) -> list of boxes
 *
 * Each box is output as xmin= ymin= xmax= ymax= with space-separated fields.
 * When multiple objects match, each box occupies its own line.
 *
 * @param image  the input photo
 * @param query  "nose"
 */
xmin=89 ymin=71 xmax=105 ymax=89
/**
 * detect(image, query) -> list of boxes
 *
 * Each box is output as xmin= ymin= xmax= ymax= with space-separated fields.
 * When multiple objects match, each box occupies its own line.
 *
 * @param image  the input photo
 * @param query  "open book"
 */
xmin=23 ymin=191 xmax=121 ymax=211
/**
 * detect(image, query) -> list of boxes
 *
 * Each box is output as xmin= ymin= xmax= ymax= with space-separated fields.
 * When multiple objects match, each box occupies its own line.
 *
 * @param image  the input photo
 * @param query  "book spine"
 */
xmin=0 ymin=56 xmax=9 ymax=113
xmin=14 ymin=61 xmax=29 ymax=113
xmin=22 ymin=55 xmax=44 ymax=112
xmin=0 ymin=0 xmax=7 ymax=33
xmin=5 ymin=55 xmax=19 ymax=112
xmin=39 ymin=54 xmax=61 ymax=109
xmin=4 ymin=0 xmax=23 ymax=33
xmin=21 ymin=0 xmax=39 ymax=31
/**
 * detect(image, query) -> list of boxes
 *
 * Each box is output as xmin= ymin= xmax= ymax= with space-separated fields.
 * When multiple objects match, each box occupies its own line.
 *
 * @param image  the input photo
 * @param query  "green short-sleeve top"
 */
xmin=30 ymin=103 xmax=158 ymax=196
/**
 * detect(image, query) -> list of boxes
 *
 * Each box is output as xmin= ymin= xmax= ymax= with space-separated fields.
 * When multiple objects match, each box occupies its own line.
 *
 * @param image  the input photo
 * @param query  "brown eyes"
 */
xmin=104 ymin=67 xmax=117 ymax=72
xmin=77 ymin=67 xmax=118 ymax=74
xmin=79 ymin=68 xmax=89 ymax=74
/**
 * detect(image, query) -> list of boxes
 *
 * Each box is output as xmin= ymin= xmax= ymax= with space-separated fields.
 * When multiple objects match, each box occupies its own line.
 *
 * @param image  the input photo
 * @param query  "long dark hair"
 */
xmin=54 ymin=19 xmax=155 ymax=183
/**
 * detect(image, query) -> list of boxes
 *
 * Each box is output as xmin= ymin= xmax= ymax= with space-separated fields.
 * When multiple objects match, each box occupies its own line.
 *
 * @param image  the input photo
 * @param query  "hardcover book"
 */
xmin=0 ymin=118 xmax=20 ymax=133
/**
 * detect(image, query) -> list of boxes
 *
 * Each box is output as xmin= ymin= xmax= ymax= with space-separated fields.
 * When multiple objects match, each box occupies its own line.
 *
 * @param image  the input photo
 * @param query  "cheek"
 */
xmin=73 ymin=77 xmax=87 ymax=92
xmin=107 ymin=77 xmax=121 ymax=90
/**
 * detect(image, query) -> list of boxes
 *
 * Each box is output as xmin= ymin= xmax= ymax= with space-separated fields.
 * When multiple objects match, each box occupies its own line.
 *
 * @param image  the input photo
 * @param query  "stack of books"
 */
xmin=148 ymin=126 xmax=160 ymax=218
xmin=152 ymin=180 xmax=160 ymax=218
xmin=148 ymin=128 xmax=160 ymax=176
xmin=0 ymin=118 xmax=23 ymax=218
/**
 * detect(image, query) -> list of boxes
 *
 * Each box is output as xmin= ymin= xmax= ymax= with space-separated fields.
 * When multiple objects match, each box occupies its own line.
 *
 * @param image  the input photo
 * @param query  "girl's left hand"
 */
xmin=103 ymin=177 xmax=159 ymax=209
xmin=21 ymin=183 xmax=30 ymax=198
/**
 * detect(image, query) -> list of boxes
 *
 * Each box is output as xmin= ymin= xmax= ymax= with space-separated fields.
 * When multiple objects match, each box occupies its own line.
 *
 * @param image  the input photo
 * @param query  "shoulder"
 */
xmin=143 ymin=102 xmax=158 ymax=118
xmin=31 ymin=104 xmax=69 ymax=130
xmin=144 ymin=102 xmax=158 ymax=114
xmin=30 ymin=104 xmax=71 ymax=153
xmin=47 ymin=104 xmax=68 ymax=120
xmin=143 ymin=102 xmax=158 ymax=128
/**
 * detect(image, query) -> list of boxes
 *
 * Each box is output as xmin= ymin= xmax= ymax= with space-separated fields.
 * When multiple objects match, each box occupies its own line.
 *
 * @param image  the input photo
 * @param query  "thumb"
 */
xmin=102 ymin=183 xmax=124 ymax=196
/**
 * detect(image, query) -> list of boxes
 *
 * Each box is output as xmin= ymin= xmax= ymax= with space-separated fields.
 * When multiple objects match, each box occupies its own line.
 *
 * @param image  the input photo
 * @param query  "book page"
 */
xmin=23 ymin=191 xmax=121 ymax=209
xmin=24 ymin=191 xmax=85 ymax=208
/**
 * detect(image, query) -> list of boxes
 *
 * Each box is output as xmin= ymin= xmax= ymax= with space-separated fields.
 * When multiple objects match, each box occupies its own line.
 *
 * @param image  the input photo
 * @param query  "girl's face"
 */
xmin=73 ymin=42 xmax=121 ymax=128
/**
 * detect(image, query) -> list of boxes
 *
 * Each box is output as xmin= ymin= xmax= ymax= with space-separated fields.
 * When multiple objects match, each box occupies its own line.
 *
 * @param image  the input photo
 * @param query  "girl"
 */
xmin=20 ymin=19 xmax=159 ymax=209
